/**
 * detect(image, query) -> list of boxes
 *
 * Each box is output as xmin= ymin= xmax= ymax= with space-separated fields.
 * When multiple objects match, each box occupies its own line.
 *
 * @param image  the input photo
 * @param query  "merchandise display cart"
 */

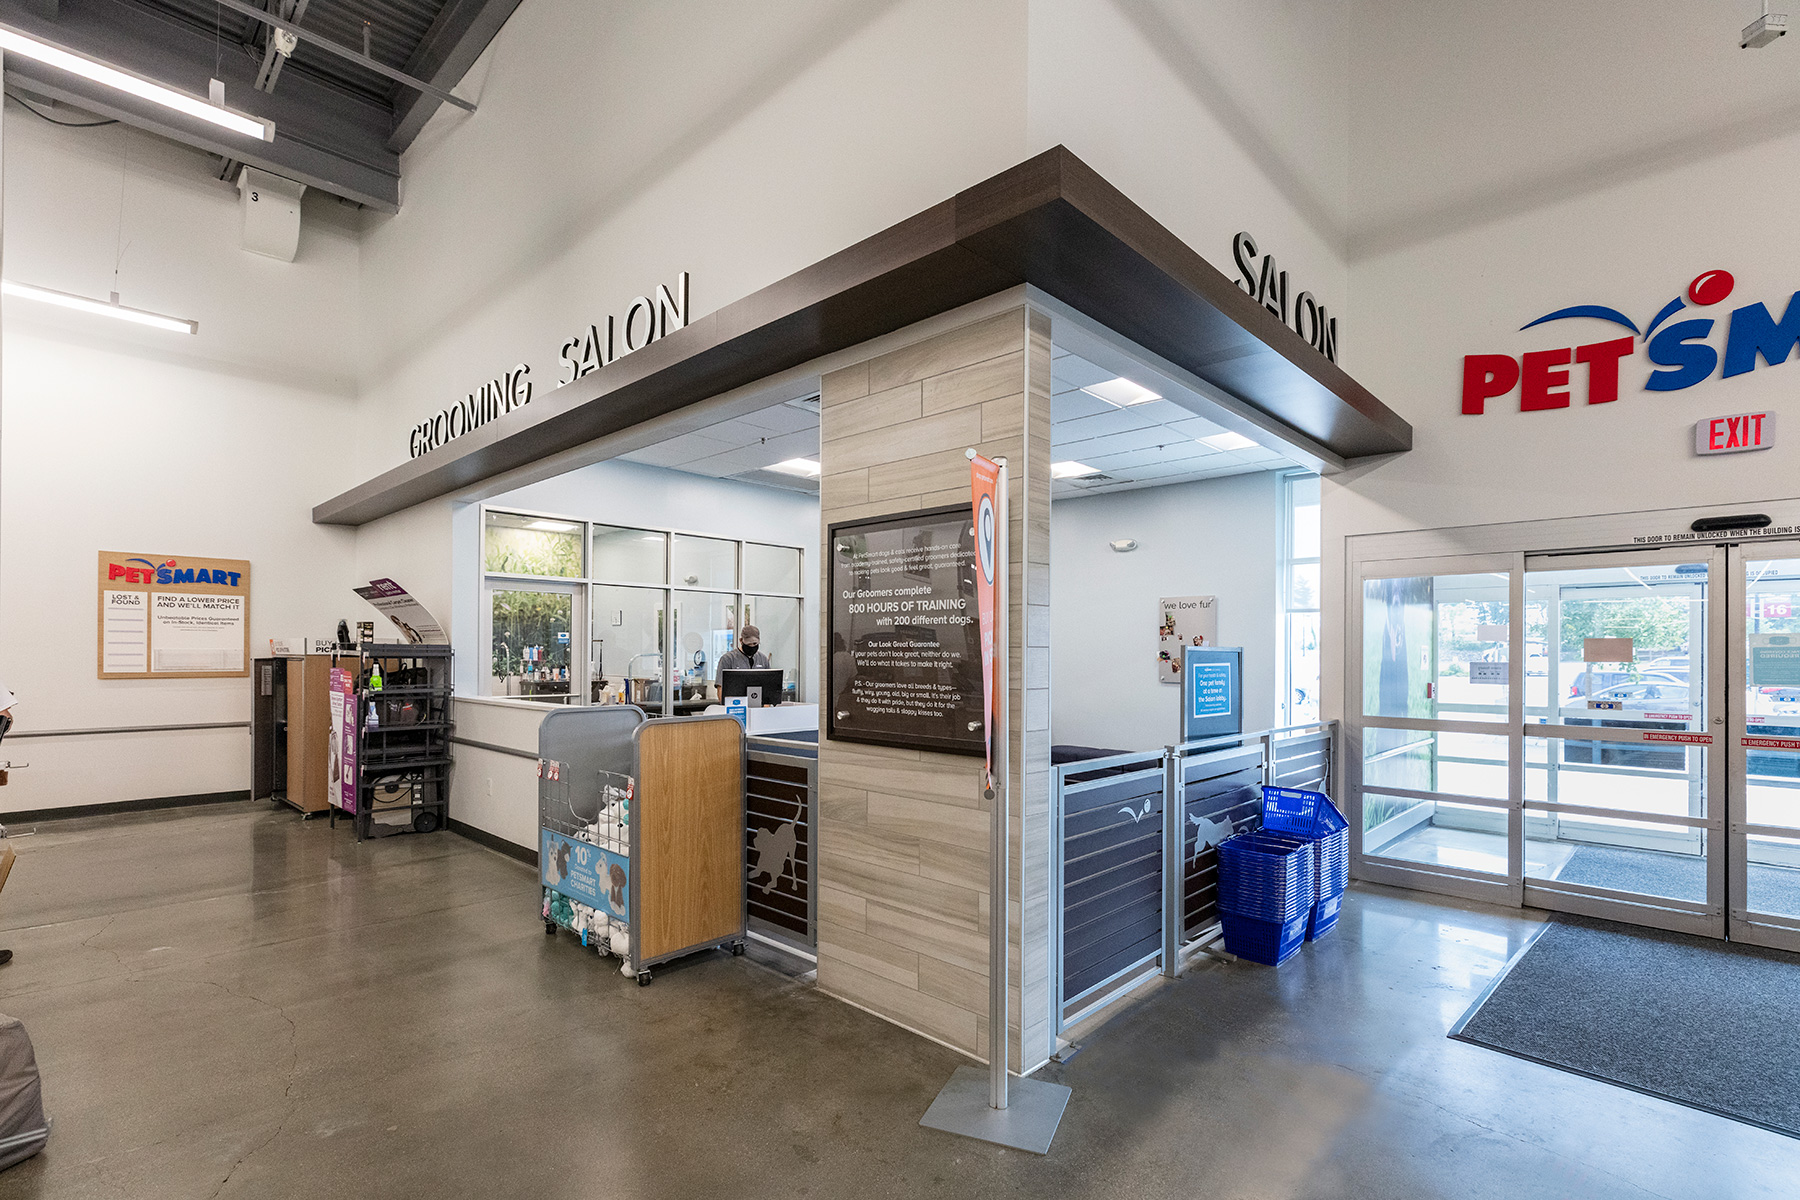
xmin=330 ymin=643 xmax=454 ymax=841
xmin=539 ymin=706 xmax=746 ymax=985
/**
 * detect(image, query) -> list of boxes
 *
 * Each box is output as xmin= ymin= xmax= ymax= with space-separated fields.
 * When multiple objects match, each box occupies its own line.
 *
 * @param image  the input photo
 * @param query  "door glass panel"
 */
xmin=591 ymin=525 xmax=666 ymax=584
xmin=1365 ymin=794 xmax=1508 ymax=875
xmin=485 ymin=511 xmax=584 ymax=578
xmin=1746 ymin=833 xmax=1800 ymax=920
xmin=1742 ymin=555 xmax=1800 ymax=829
xmin=1526 ymin=560 xmax=1707 ymax=730
xmin=744 ymin=595 xmax=801 ymax=701
xmin=1363 ymin=572 xmax=1511 ymax=724
xmin=1525 ymin=737 xmax=1706 ymax=820
xmin=672 ymin=535 xmax=737 ymax=590
xmin=1526 ymin=809 xmax=1706 ymax=904
xmin=491 ymin=588 xmax=574 ymax=700
xmin=592 ymin=585 xmax=664 ymax=706
xmin=1362 ymin=732 xmax=1508 ymax=800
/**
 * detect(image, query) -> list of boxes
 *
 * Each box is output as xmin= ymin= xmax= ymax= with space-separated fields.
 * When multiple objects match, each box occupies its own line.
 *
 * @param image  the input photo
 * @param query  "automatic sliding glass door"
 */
xmin=1519 ymin=550 xmax=1724 ymax=937
xmin=1730 ymin=544 xmax=1800 ymax=952
xmin=1352 ymin=557 xmax=1522 ymax=906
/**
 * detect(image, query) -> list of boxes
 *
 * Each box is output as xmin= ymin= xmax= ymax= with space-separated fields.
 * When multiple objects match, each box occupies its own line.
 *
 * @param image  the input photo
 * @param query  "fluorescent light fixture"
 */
xmin=768 ymin=458 xmax=822 ymax=477
xmin=525 ymin=519 xmax=578 ymax=532
xmin=1052 ymin=460 xmax=1100 ymax=479
xmin=1 ymin=280 xmax=197 ymax=334
xmin=0 ymin=26 xmax=275 ymax=141
xmin=1081 ymin=377 xmax=1161 ymax=407
xmin=1199 ymin=431 xmax=1258 ymax=452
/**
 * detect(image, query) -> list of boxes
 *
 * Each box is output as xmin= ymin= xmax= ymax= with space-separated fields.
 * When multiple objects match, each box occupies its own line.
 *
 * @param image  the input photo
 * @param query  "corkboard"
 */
xmin=97 ymin=551 xmax=252 ymax=680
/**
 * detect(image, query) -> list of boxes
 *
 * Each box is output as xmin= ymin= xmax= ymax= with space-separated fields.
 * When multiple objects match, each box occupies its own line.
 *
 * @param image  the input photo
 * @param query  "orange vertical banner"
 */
xmin=970 ymin=452 xmax=1001 ymax=799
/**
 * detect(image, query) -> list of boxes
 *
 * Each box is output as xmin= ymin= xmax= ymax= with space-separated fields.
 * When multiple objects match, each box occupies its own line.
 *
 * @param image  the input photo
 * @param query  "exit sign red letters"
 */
xmin=1694 ymin=410 xmax=1774 ymax=455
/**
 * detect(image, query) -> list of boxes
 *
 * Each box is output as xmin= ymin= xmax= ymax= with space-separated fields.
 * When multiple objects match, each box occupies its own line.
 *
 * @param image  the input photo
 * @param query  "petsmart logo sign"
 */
xmin=1462 ymin=270 xmax=1799 ymax=414
xmin=107 ymin=557 xmax=244 ymax=587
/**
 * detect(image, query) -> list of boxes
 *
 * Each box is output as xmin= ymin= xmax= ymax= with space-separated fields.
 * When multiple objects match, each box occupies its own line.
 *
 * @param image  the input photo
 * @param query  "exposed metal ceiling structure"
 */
xmin=0 ymin=0 xmax=522 ymax=210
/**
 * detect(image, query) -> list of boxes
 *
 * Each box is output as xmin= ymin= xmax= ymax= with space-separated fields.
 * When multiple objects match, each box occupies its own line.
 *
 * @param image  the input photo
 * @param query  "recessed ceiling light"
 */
xmin=768 ymin=458 xmax=822 ymax=477
xmin=1081 ymin=377 xmax=1161 ymax=407
xmin=526 ymin=519 xmax=579 ymax=532
xmin=0 ymin=28 xmax=274 ymax=141
xmin=1 ymin=281 xmax=197 ymax=334
xmin=1052 ymin=460 xmax=1100 ymax=479
xmin=1199 ymin=432 xmax=1258 ymax=452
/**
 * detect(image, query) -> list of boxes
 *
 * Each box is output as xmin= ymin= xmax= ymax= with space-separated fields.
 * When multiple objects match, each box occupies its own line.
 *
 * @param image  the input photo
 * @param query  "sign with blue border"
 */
xmin=541 ymin=829 xmax=629 ymax=920
xmin=1188 ymin=662 xmax=1233 ymax=720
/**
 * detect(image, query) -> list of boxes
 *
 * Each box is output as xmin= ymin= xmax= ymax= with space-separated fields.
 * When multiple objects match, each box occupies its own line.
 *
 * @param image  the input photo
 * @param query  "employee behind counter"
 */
xmin=715 ymin=625 xmax=770 ymax=684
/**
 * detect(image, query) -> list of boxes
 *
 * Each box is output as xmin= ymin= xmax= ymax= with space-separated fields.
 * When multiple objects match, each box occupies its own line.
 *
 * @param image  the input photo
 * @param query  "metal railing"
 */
xmin=1052 ymin=720 xmax=1336 ymax=1034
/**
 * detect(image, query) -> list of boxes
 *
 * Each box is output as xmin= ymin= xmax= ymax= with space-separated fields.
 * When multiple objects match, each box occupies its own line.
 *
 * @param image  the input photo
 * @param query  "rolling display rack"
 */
xmin=330 ymin=643 xmax=454 ymax=842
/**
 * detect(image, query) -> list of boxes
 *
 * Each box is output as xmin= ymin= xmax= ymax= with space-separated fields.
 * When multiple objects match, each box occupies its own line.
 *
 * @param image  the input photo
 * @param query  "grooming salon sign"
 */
xmin=1461 ymin=269 xmax=1794 ymax=454
xmin=408 ymin=272 xmax=690 ymax=459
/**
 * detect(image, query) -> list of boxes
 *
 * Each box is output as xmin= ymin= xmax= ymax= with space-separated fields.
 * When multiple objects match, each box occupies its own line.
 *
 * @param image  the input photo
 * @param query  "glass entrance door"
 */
xmin=1519 ymin=550 xmax=1725 ymax=936
xmin=1352 ymin=556 xmax=1521 ymax=907
xmin=1729 ymin=544 xmax=1800 ymax=952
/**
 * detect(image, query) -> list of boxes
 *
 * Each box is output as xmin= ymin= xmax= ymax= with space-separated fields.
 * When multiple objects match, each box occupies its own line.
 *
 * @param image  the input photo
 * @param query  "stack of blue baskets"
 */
xmin=1217 ymin=786 xmax=1351 ymax=965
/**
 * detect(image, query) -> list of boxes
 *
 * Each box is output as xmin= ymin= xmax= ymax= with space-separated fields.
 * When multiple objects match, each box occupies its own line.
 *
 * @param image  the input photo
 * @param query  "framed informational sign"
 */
xmin=1181 ymin=645 xmax=1242 ymax=742
xmin=827 ymin=505 xmax=983 ymax=755
xmin=1159 ymin=595 xmax=1217 ymax=683
xmin=96 ymin=551 xmax=251 ymax=679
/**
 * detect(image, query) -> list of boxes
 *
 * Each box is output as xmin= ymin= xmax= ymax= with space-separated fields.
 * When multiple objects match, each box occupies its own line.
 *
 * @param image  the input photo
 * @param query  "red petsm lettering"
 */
xmin=1520 ymin=348 xmax=1572 ymax=411
xmin=107 ymin=563 xmax=125 ymax=580
xmin=1575 ymin=336 xmax=1635 ymax=405
xmin=1462 ymin=354 xmax=1520 ymax=414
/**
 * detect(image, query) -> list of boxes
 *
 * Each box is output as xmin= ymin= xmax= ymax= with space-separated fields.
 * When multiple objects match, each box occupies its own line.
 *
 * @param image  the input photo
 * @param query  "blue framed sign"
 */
xmin=1182 ymin=645 xmax=1242 ymax=741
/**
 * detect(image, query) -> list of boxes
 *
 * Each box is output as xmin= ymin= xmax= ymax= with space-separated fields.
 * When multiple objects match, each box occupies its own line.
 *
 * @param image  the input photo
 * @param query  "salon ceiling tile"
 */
xmin=1053 ymin=426 xmax=1172 ymax=459
xmin=682 ymin=429 xmax=819 ymax=475
xmin=620 ymin=430 xmax=741 ymax=468
xmin=737 ymin=404 xmax=821 ymax=435
xmin=1051 ymin=389 xmax=1113 ymax=423
xmin=1049 ymin=354 xmax=1115 ymax=393
xmin=1051 ymin=406 xmax=1163 ymax=443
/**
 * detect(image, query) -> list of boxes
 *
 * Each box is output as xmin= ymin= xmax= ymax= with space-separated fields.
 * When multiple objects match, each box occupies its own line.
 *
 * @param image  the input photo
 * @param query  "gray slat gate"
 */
xmin=745 ymin=741 xmax=817 ymax=948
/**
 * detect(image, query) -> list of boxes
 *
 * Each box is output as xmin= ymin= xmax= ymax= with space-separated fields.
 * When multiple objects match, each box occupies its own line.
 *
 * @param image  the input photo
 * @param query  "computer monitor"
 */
xmin=722 ymin=668 xmax=785 ymax=708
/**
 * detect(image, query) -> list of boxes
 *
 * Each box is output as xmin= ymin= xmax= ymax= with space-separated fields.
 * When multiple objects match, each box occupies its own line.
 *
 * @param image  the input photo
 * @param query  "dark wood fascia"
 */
xmin=315 ymin=146 xmax=1409 ymax=526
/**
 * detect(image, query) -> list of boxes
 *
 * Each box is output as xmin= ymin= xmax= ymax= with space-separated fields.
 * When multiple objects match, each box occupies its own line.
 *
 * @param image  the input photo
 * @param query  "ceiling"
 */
xmin=617 ymin=344 xmax=1300 ymax=500
xmin=0 ymin=0 xmax=522 ymax=209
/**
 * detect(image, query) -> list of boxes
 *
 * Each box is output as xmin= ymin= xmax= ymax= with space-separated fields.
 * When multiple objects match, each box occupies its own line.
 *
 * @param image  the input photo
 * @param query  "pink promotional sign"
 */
xmin=334 ymin=666 xmax=359 ymax=813
xmin=969 ymin=453 xmax=1001 ymax=799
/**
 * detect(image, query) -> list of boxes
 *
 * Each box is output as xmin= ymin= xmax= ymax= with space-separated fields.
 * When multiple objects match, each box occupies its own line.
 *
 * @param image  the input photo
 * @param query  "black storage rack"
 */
xmin=330 ymin=643 xmax=454 ymax=842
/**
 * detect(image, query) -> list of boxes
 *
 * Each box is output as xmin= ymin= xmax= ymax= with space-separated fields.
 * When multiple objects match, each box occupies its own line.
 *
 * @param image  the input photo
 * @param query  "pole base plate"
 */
xmin=919 ymin=1065 xmax=1071 ymax=1154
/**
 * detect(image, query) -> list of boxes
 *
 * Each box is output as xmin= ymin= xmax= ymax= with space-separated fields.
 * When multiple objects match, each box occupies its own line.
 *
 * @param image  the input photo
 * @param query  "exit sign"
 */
xmin=1696 ymin=410 xmax=1774 ymax=455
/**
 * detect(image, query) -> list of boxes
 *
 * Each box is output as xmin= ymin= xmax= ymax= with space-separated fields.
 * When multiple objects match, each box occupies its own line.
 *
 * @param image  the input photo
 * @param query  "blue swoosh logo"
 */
xmin=1519 ymin=305 xmax=1641 ymax=335
xmin=1642 ymin=296 xmax=1686 ymax=342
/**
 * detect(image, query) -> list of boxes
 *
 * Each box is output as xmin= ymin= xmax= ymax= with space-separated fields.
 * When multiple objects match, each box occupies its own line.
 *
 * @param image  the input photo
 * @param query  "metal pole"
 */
xmin=1161 ymin=744 xmax=1180 ymax=976
xmin=990 ymin=457 xmax=1010 ymax=1110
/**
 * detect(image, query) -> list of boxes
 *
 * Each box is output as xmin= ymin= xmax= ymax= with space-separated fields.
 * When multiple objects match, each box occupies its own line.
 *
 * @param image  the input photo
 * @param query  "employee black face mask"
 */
xmin=741 ymin=643 xmax=759 ymax=657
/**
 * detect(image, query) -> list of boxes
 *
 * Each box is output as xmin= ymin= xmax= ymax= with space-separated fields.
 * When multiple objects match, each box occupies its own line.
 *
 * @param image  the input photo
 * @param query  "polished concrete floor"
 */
xmin=0 ymin=802 xmax=1796 ymax=1198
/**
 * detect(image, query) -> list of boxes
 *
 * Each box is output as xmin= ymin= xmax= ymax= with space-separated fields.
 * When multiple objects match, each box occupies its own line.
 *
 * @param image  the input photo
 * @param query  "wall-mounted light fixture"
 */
xmin=1109 ymin=539 xmax=1138 ymax=553
xmin=1 ymin=280 xmax=197 ymax=334
xmin=0 ymin=26 xmax=275 ymax=141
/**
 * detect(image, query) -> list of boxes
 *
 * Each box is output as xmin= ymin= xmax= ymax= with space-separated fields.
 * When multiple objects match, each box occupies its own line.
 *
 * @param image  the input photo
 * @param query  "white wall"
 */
xmin=0 ymin=112 xmax=363 ymax=812
xmin=353 ymin=0 xmax=1032 ymax=478
xmin=1051 ymin=471 xmax=1283 ymax=751
xmin=1028 ymin=0 xmax=1350 ymax=363
xmin=1324 ymin=6 xmax=1800 ymax=721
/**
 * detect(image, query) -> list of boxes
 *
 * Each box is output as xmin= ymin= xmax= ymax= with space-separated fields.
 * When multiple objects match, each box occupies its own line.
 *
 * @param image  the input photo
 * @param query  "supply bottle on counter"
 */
xmin=370 ymin=661 xmax=384 ymax=691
